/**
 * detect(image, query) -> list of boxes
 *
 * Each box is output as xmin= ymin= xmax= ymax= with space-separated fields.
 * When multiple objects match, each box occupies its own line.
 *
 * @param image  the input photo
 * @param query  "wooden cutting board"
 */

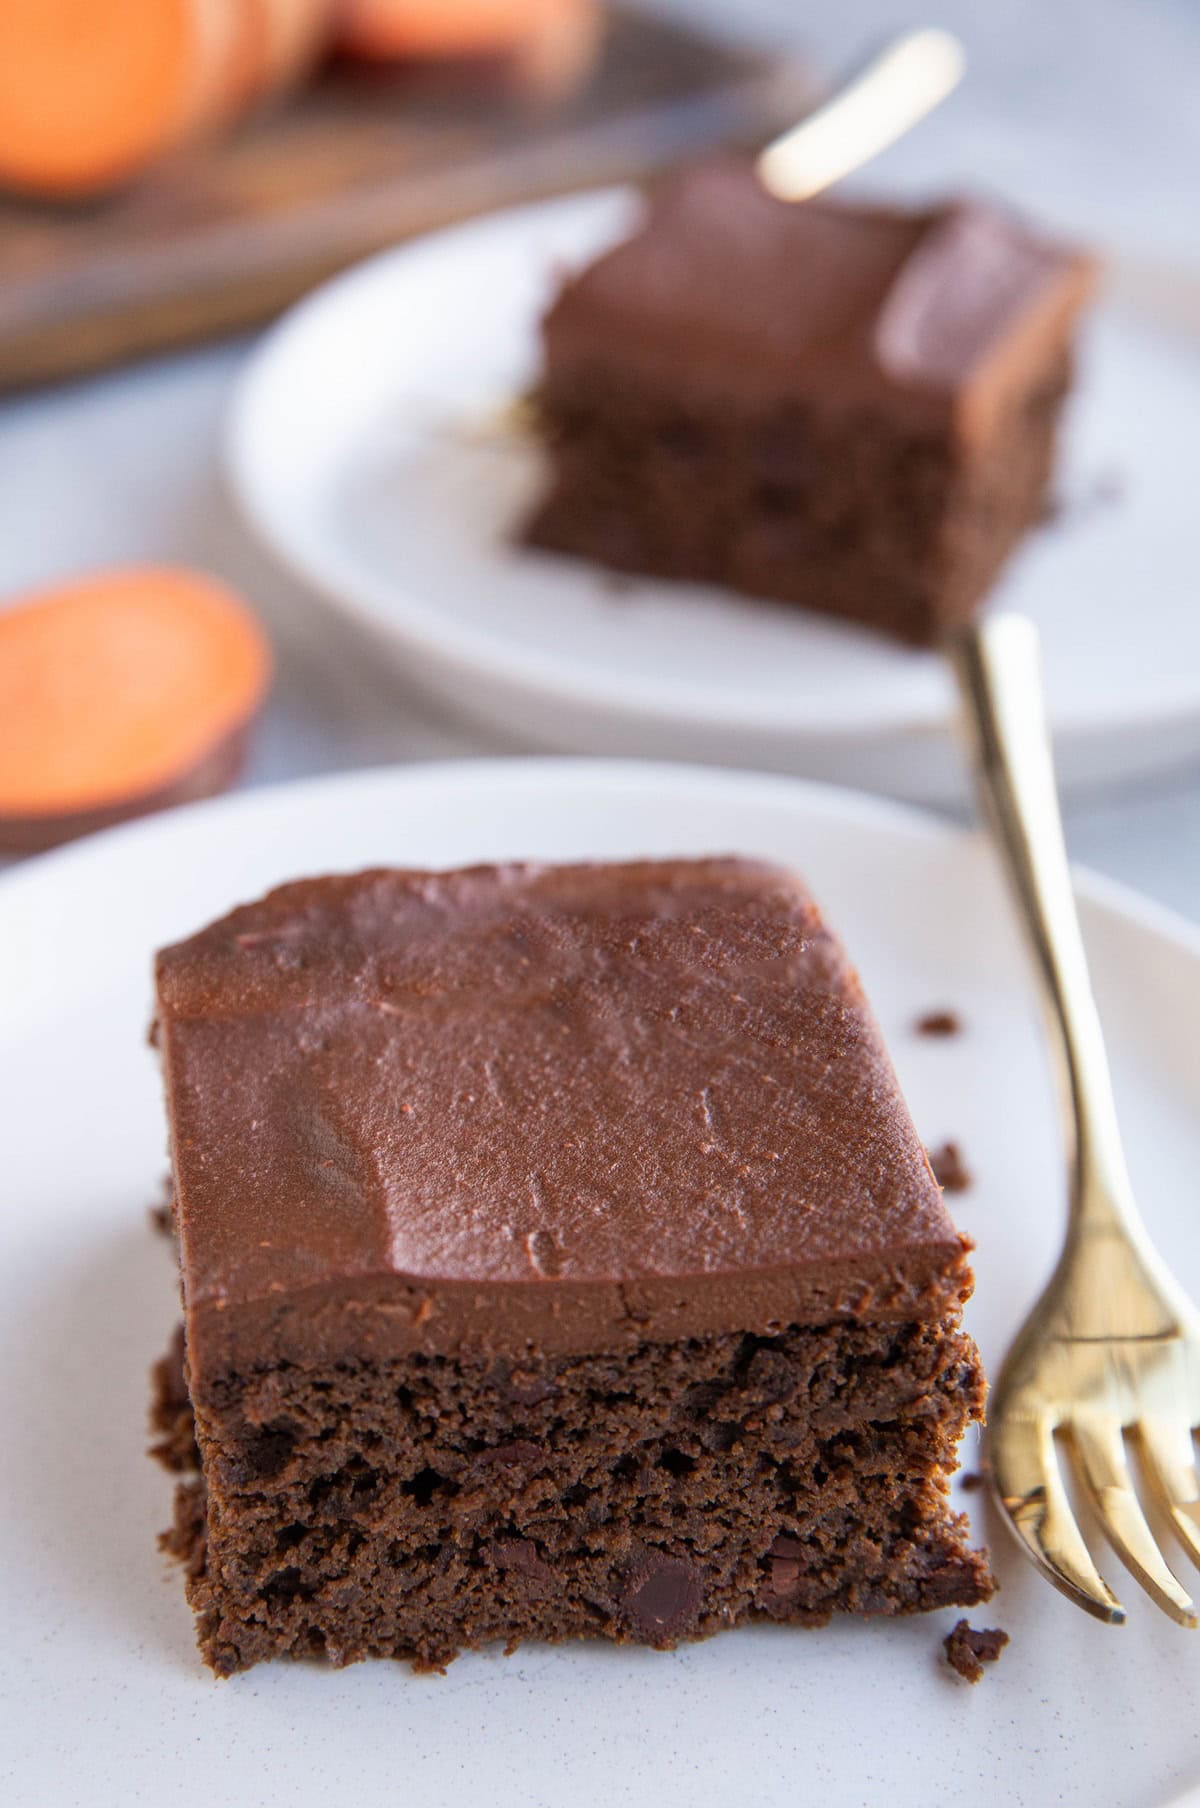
xmin=0 ymin=11 xmax=811 ymax=393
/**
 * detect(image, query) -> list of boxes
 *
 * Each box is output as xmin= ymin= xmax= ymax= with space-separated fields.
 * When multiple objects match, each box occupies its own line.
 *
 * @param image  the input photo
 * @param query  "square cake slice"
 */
xmin=153 ymin=857 xmax=992 ymax=1675
xmin=524 ymin=158 xmax=1096 ymax=645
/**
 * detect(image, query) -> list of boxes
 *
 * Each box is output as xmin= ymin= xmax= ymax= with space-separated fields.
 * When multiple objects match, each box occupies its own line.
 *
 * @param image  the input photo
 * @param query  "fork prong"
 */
xmin=990 ymin=1413 xmax=1125 ymax=1623
xmin=1134 ymin=1416 xmax=1200 ymax=1577
xmin=1067 ymin=1414 xmax=1197 ymax=1627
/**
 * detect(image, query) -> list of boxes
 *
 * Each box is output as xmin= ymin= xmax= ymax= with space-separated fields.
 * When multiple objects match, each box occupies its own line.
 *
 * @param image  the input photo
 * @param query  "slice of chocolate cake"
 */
xmin=524 ymin=158 xmax=1096 ymax=645
xmin=152 ymin=858 xmax=992 ymax=1676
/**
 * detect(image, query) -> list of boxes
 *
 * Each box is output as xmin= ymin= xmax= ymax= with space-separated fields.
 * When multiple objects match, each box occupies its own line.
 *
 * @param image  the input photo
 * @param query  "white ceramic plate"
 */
xmin=2 ymin=758 xmax=1199 ymax=1808
xmin=226 ymin=190 xmax=1200 ymax=803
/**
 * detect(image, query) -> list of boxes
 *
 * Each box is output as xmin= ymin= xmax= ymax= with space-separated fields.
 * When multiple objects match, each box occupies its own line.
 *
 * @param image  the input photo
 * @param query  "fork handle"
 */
xmin=949 ymin=615 xmax=1136 ymax=1230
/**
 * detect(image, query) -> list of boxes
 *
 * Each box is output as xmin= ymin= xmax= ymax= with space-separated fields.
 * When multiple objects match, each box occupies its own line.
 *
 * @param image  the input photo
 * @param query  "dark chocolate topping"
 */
xmin=155 ymin=859 xmax=970 ymax=1371
xmin=540 ymin=158 xmax=1095 ymax=438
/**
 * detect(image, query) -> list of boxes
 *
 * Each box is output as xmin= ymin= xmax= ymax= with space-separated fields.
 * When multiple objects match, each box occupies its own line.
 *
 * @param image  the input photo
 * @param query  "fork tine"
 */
xmin=1134 ymin=1416 xmax=1200 ymax=1576
xmin=990 ymin=1412 xmax=1125 ymax=1623
xmin=1067 ymin=1414 xmax=1197 ymax=1627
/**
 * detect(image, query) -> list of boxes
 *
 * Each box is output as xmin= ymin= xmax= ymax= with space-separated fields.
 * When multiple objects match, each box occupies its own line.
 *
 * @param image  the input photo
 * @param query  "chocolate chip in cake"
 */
xmin=620 ymin=1553 xmax=704 ymax=1641
xmin=489 ymin=1537 xmax=556 ymax=1590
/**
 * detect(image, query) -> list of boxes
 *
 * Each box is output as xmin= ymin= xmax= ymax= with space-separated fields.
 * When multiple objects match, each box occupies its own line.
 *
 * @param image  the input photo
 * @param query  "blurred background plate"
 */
xmin=2 ymin=758 xmax=1200 ymax=1806
xmin=227 ymin=187 xmax=1200 ymax=803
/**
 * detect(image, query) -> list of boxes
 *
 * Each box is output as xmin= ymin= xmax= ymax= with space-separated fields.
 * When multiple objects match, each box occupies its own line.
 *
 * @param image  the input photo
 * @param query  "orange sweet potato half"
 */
xmin=0 ymin=0 xmax=330 ymax=199
xmin=0 ymin=568 xmax=272 ymax=853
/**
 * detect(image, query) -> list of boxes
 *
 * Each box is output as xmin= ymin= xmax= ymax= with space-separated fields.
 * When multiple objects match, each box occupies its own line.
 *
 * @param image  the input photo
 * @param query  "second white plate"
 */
xmin=227 ymin=189 xmax=1200 ymax=801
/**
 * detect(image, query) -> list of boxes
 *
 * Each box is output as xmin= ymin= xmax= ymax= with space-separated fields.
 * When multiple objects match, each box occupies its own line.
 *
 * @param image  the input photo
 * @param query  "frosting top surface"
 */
xmin=156 ymin=859 xmax=965 ymax=1357
xmin=541 ymin=159 xmax=1094 ymax=425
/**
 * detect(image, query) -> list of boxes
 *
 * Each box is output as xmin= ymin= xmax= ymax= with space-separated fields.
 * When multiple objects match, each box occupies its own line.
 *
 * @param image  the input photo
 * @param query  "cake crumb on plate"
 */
xmin=944 ymin=1619 xmax=1009 ymax=1683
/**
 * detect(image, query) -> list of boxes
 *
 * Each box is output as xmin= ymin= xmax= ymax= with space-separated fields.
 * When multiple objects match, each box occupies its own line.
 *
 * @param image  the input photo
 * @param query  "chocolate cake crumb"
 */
xmin=929 ymin=1142 xmax=972 ymax=1193
xmin=944 ymin=1618 xmax=1009 ymax=1683
xmin=916 ymin=1010 xmax=962 ymax=1038
xmin=149 ymin=1324 xmax=200 ymax=1473
xmin=159 ymin=1477 xmax=207 ymax=1579
xmin=148 ymin=1178 xmax=175 ymax=1237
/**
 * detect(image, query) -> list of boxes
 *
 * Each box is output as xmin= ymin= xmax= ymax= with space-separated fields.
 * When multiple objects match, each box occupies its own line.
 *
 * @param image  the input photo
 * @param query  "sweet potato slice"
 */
xmin=0 ymin=567 xmax=271 ymax=852
xmin=0 ymin=0 xmax=331 ymax=199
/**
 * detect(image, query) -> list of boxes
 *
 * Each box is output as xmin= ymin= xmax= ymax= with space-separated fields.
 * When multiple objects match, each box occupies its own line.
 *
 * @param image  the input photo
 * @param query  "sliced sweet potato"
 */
xmin=0 ymin=567 xmax=271 ymax=852
xmin=0 ymin=0 xmax=333 ymax=199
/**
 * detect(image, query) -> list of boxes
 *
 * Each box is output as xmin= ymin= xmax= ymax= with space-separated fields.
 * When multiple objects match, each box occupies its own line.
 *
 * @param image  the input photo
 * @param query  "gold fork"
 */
xmin=951 ymin=613 xmax=1200 ymax=1626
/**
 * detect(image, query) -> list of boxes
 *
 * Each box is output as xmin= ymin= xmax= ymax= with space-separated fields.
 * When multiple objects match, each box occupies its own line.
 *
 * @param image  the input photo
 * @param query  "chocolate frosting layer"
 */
xmin=155 ymin=859 xmax=970 ymax=1372
xmin=540 ymin=158 xmax=1095 ymax=438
